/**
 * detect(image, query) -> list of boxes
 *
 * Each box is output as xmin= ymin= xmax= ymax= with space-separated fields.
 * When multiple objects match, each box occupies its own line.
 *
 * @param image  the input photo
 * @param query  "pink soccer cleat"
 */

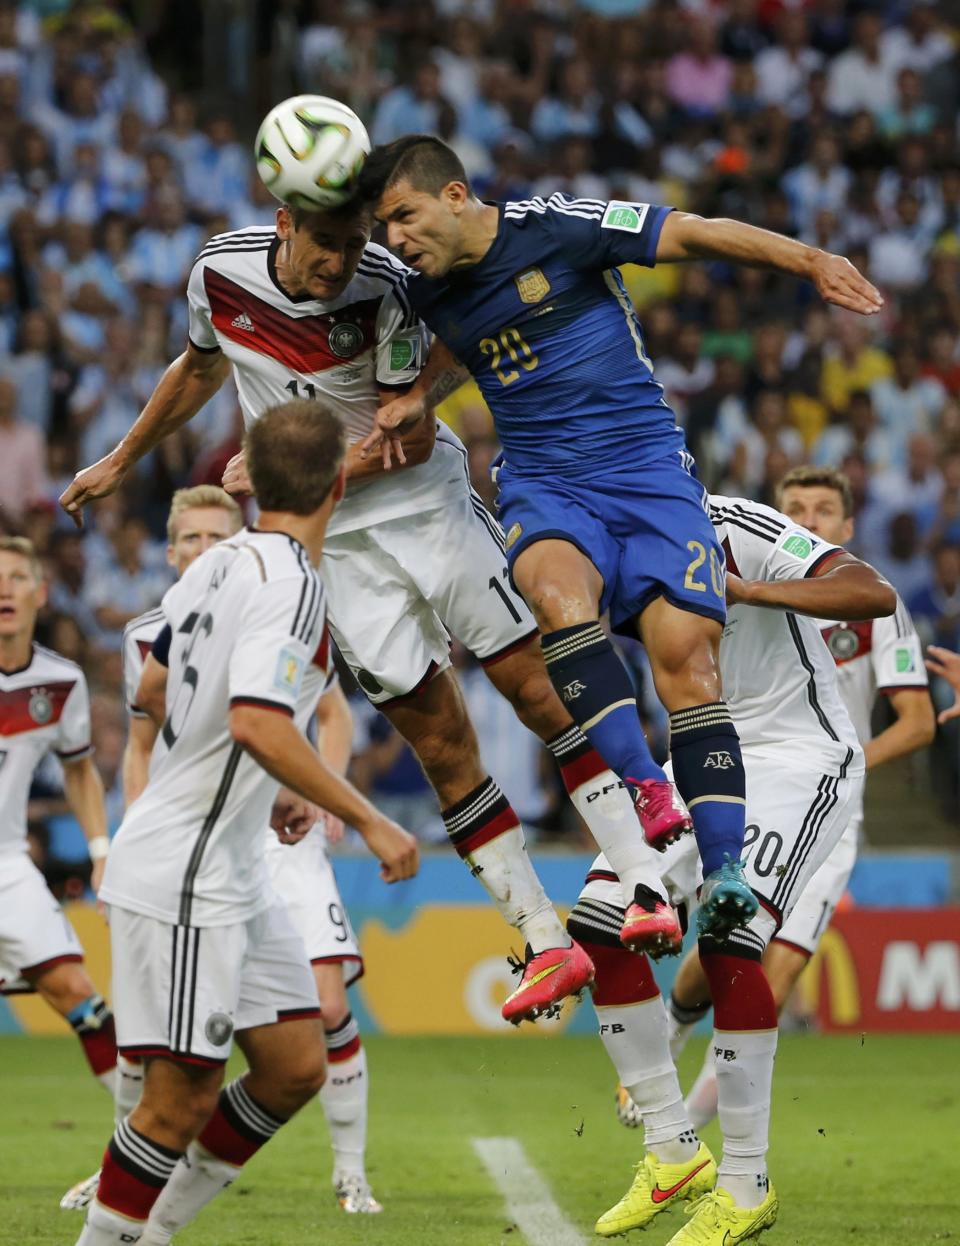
xmin=629 ymin=778 xmax=694 ymax=852
xmin=501 ymin=940 xmax=595 ymax=1025
xmin=620 ymin=886 xmax=684 ymax=959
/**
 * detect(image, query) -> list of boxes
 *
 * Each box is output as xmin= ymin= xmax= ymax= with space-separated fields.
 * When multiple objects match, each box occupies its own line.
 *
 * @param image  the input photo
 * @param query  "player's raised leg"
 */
xmin=566 ymin=867 xmax=715 ymax=1236
xmin=482 ymin=641 xmax=681 ymax=957
xmin=638 ymin=595 xmax=756 ymax=938
xmin=29 ymin=960 xmax=119 ymax=1093
xmin=382 ymin=671 xmax=593 ymax=1022
xmin=513 ymin=537 xmax=692 ymax=852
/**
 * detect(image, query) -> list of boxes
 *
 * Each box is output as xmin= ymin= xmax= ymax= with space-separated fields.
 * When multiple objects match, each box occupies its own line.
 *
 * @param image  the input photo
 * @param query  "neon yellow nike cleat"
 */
xmin=595 ymin=1141 xmax=717 ymax=1237
xmin=663 ymin=1185 xmax=778 ymax=1246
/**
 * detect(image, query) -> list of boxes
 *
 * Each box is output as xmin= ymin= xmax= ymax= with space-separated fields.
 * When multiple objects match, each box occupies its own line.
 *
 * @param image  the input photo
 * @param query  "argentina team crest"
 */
xmin=28 ymin=688 xmax=53 ymax=725
xmin=514 ymin=267 xmax=550 ymax=304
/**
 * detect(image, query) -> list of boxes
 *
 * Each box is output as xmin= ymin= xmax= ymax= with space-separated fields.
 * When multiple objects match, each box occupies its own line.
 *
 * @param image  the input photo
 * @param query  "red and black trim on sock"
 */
xmin=325 ymin=1012 xmax=361 ymax=1064
xmin=66 ymin=993 xmax=118 ymax=1077
xmin=442 ymin=777 xmax=520 ymax=858
xmin=546 ymin=724 xmax=620 ymax=796
xmin=198 ymin=1077 xmax=286 ymax=1167
xmin=97 ymin=1118 xmax=181 ymax=1220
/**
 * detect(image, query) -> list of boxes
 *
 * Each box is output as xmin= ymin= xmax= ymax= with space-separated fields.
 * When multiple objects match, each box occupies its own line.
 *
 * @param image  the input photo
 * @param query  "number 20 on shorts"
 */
xmin=684 ymin=540 xmax=725 ymax=598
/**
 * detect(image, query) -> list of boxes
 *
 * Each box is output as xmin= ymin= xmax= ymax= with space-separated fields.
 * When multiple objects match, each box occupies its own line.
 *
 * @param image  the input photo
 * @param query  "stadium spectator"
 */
xmin=0 ymin=374 xmax=49 ymax=525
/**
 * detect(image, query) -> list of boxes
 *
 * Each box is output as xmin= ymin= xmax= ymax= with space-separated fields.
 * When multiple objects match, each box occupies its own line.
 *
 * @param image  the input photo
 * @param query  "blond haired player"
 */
xmin=60 ymin=197 xmax=678 ymax=1026
xmin=0 ymin=538 xmax=136 ymax=1131
xmin=75 ymin=402 xmax=418 ymax=1246
xmin=662 ymin=468 xmax=935 ymax=1140
xmin=68 ymin=485 xmax=385 ymax=1217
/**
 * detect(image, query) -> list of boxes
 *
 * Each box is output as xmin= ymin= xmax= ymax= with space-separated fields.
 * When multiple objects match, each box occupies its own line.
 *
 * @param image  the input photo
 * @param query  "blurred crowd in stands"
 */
xmin=2 ymin=0 xmax=958 ymax=882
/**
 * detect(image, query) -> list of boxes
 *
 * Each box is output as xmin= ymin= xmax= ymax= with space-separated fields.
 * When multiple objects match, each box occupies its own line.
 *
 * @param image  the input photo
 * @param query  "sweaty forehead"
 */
xmin=377 ymin=181 xmax=428 ymax=221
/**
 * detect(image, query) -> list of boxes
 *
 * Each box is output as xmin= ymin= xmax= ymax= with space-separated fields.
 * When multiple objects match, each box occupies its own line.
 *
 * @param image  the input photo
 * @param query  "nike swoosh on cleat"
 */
xmin=650 ymin=1160 xmax=711 ymax=1204
xmin=520 ymin=961 xmax=567 ymax=991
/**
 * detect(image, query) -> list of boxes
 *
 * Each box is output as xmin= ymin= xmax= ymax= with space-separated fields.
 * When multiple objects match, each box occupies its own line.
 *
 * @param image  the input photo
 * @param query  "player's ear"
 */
xmin=276 ymin=205 xmax=292 ymax=239
xmin=842 ymin=517 xmax=855 ymax=545
xmin=444 ymin=181 xmax=469 ymax=214
xmin=165 ymin=543 xmax=176 ymax=568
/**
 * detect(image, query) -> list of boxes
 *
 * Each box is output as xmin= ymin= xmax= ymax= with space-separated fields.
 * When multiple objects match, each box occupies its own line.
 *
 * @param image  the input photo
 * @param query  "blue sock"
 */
xmin=541 ymin=623 xmax=664 ymax=784
xmin=669 ymin=703 xmax=745 ymax=876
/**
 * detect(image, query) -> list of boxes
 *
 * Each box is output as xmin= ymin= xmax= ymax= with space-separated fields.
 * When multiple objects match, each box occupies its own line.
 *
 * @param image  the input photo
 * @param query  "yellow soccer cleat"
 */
xmin=595 ymin=1141 xmax=717 ymax=1237
xmin=663 ymin=1185 xmax=778 ymax=1246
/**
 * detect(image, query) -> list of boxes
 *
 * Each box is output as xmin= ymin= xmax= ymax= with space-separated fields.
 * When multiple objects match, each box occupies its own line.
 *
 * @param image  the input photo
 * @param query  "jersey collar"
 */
xmin=0 ymin=642 xmax=36 ymax=678
xmin=266 ymin=237 xmax=315 ymax=305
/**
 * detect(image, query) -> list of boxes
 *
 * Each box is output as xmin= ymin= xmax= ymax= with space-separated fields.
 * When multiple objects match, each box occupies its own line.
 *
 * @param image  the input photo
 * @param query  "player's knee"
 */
xmin=318 ymin=992 xmax=349 ymax=1030
xmin=279 ymin=1048 xmax=327 ymax=1105
xmin=34 ymin=962 xmax=96 ymax=1014
xmin=139 ymin=1085 xmax=219 ymax=1146
xmin=505 ymin=667 xmax=567 ymax=738
xmin=526 ymin=580 xmax=595 ymax=632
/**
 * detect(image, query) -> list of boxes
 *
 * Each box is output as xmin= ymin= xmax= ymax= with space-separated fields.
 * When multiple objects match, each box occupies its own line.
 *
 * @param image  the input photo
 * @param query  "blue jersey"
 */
xmin=403 ymin=194 xmax=685 ymax=477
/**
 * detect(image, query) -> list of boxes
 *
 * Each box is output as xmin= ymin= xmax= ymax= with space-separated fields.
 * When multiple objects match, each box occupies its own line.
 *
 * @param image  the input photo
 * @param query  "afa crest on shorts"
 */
xmin=514 ymin=267 xmax=550 ymax=304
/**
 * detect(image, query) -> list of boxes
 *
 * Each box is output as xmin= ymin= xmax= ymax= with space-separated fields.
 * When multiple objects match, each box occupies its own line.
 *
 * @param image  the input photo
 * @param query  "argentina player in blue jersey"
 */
xmin=358 ymin=136 xmax=883 ymax=942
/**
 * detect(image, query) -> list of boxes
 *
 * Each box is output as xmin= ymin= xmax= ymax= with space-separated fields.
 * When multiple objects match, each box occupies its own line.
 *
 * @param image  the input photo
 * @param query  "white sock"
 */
xmin=596 ymin=997 xmax=698 ymax=1160
xmin=667 ymin=995 xmax=712 ymax=1062
xmin=443 ymin=782 xmax=567 ymax=953
xmin=684 ymin=1042 xmax=720 ymax=1130
xmin=555 ymin=747 xmax=667 ymax=903
xmin=321 ymin=1026 xmax=368 ymax=1180
xmin=76 ymin=1199 xmax=145 ymax=1243
xmin=141 ymin=1144 xmax=239 ymax=1245
xmin=115 ymin=1056 xmax=144 ymax=1124
xmin=96 ymin=1069 xmax=115 ymax=1095
xmin=713 ymin=1027 xmax=778 ymax=1210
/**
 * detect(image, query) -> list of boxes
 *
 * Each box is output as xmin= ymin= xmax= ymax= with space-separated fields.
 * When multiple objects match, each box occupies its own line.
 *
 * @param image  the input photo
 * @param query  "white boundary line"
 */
xmin=471 ymin=1136 xmax=586 ymax=1246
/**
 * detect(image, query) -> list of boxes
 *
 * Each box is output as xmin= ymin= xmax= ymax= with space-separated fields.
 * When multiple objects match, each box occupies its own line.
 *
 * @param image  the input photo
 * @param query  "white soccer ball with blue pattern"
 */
xmin=255 ymin=95 xmax=370 ymax=210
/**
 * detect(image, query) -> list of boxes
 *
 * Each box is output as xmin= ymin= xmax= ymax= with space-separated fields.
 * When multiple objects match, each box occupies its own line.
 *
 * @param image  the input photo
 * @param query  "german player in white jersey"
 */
xmin=114 ymin=484 xmax=384 ymax=1216
xmin=76 ymin=403 xmax=418 ymax=1246
xmin=60 ymin=198 xmax=680 ymax=1024
xmin=662 ymin=469 xmax=936 ymax=1149
xmin=0 ymin=537 xmax=143 ymax=1142
xmin=565 ymin=495 xmax=895 ymax=1246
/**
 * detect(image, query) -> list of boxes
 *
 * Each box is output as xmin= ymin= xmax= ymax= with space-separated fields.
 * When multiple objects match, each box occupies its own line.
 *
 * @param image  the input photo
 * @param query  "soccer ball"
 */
xmin=255 ymin=95 xmax=370 ymax=210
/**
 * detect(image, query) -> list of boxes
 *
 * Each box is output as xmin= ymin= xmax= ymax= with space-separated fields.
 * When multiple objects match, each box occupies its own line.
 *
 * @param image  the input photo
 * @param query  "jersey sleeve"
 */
xmin=122 ymin=626 xmax=147 ymax=718
xmin=541 ymin=196 xmax=673 ymax=271
xmin=374 ymin=288 xmax=429 ymax=388
xmin=228 ymin=575 xmax=317 ymax=716
xmin=755 ymin=526 xmax=843 ymax=584
xmin=56 ymin=673 xmax=93 ymax=762
xmin=871 ymin=600 xmax=929 ymax=694
xmin=186 ymin=259 xmax=220 ymax=354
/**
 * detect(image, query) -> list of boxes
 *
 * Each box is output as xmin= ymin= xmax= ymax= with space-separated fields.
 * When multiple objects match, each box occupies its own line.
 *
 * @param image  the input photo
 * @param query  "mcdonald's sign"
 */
xmin=801 ymin=909 xmax=960 ymax=1033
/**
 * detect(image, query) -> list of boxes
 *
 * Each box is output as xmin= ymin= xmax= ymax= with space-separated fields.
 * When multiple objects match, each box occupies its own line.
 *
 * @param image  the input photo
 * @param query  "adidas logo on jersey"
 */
xmin=231 ymin=312 xmax=255 ymax=332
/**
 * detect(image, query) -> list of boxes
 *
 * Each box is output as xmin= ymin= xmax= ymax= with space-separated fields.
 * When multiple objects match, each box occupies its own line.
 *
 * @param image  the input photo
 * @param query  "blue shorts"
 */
xmin=496 ymin=450 xmax=726 ymax=633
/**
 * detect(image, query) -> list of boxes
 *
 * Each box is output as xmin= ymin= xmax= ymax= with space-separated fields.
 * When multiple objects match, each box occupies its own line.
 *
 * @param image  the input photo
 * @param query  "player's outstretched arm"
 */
xmin=655 ymin=212 xmax=883 ymax=316
xmin=229 ymin=704 xmax=420 ymax=882
xmin=729 ymin=552 xmax=896 ymax=619
xmin=926 ymin=645 xmax=960 ymax=724
xmin=62 ymin=755 xmax=110 ymax=894
xmin=59 ymin=344 xmax=229 ymax=527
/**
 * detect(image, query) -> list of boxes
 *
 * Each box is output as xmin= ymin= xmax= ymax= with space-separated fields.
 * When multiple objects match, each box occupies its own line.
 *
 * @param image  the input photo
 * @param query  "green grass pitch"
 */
xmin=1 ymin=1032 xmax=956 ymax=1245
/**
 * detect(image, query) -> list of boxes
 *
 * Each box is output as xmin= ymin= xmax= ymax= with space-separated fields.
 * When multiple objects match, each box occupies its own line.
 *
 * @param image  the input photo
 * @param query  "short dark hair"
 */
xmin=245 ymin=401 xmax=346 ymax=515
xmin=358 ymin=135 xmax=469 ymax=203
xmin=776 ymin=465 xmax=854 ymax=518
xmin=287 ymin=196 xmax=371 ymax=232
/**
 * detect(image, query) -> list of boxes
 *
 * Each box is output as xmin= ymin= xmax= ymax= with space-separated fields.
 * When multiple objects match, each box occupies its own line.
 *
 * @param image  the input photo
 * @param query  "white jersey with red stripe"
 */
xmin=100 ymin=528 xmax=334 ymax=928
xmin=0 ymin=644 xmax=92 ymax=859
xmin=820 ymin=597 xmax=928 ymax=744
xmin=121 ymin=606 xmax=166 ymax=719
xmin=186 ymin=228 xmax=468 ymax=536
xmin=709 ymin=494 xmax=863 ymax=776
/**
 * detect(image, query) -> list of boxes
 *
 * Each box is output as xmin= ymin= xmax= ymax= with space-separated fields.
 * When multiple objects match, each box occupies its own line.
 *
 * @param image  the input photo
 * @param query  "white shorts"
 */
xmin=575 ymin=747 xmax=862 ymax=954
xmin=773 ymin=813 xmax=860 ymax=956
xmin=0 ymin=853 xmax=84 ymax=992
xmin=321 ymin=485 xmax=537 ymax=703
xmin=109 ymin=899 xmax=320 ymax=1066
xmin=265 ymin=833 xmax=363 ymax=986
